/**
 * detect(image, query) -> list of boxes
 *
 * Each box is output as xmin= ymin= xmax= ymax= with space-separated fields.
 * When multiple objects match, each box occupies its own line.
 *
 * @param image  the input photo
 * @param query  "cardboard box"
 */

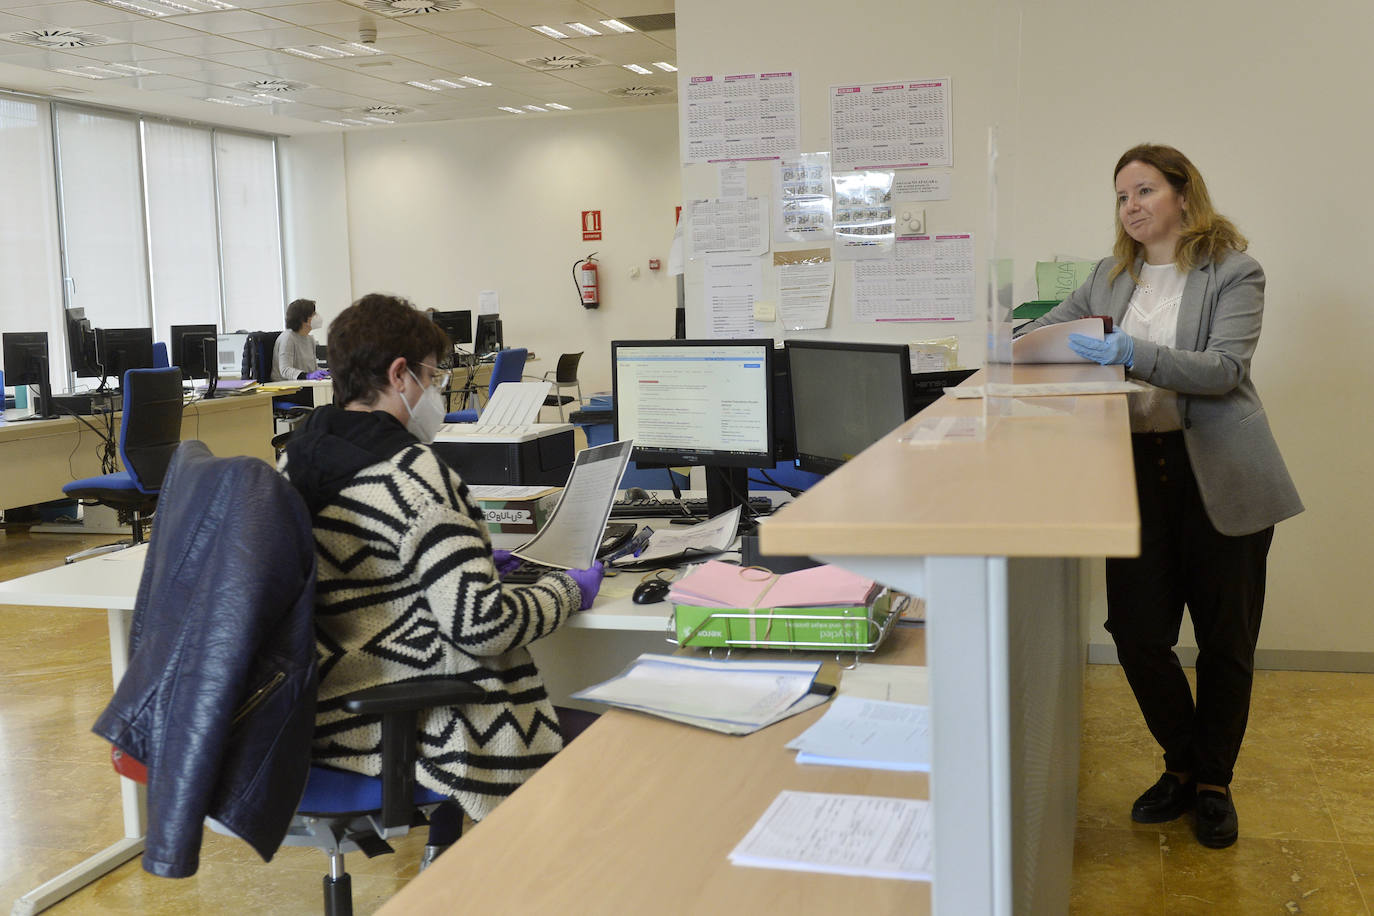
xmin=673 ymin=592 xmax=891 ymax=650
xmin=473 ymin=491 xmax=559 ymax=534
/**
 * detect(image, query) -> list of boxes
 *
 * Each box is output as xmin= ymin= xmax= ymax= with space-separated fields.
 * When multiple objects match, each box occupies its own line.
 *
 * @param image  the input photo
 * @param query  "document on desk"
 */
xmin=785 ymin=696 xmax=931 ymax=771
xmin=1011 ymin=316 xmax=1104 ymax=364
xmin=609 ymin=506 xmax=740 ymax=567
xmin=571 ymin=653 xmax=823 ymax=731
xmin=475 ymin=381 xmax=551 ymax=427
xmin=512 ymin=440 xmax=633 ymax=569
xmin=840 ymin=664 xmax=929 ymax=705
xmin=730 ymin=791 xmax=932 ymax=882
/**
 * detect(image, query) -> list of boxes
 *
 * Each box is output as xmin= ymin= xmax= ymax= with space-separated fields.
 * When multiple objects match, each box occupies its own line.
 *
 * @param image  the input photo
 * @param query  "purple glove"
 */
xmin=565 ymin=561 xmax=605 ymax=611
xmin=491 ymin=549 xmax=522 ymax=578
xmin=306 ymin=369 xmax=330 ymax=380
xmin=1068 ymin=331 xmax=1134 ymax=367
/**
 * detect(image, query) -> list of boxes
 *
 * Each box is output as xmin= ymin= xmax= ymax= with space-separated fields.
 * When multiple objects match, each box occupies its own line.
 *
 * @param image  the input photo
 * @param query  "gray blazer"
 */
xmin=1022 ymin=251 xmax=1302 ymax=536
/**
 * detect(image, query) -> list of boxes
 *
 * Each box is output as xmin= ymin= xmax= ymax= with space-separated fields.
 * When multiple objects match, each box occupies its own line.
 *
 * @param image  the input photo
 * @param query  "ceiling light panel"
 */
xmin=530 ymin=25 xmax=568 ymax=39
xmin=652 ymin=61 xmax=676 ymax=71
xmin=544 ymin=102 xmax=571 ymax=110
xmin=563 ymin=22 xmax=599 ymax=36
xmin=599 ymin=19 xmax=635 ymax=33
xmin=622 ymin=63 xmax=651 ymax=74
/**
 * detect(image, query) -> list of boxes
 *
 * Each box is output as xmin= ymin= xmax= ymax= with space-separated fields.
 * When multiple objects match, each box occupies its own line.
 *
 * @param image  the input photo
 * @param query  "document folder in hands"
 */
xmin=509 ymin=439 xmax=633 ymax=570
xmin=570 ymin=653 xmax=831 ymax=735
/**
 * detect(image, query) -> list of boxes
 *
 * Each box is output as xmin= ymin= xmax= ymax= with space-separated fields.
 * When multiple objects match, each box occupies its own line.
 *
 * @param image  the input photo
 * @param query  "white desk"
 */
xmin=0 ymin=546 xmax=146 ymax=916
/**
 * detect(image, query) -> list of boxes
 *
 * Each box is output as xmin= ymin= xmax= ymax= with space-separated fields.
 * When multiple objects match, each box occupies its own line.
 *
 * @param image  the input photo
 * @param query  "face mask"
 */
xmin=401 ymin=368 xmax=445 ymax=443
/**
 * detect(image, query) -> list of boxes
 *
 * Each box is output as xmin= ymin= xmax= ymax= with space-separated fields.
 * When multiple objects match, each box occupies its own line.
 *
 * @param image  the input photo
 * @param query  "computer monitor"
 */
xmin=433 ymin=309 xmax=473 ymax=346
xmin=2 ymin=331 xmax=56 ymax=418
xmin=95 ymin=327 xmax=155 ymax=387
xmin=474 ymin=314 xmax=503 ymax=355
xmin=168 ymin=324 xmax=217 ymax=381
xmin=217 ymin=332 xmax=249 ymax=379
xmin=611 ymin=339 xmax=774 ymax=519
xmin=64 ymin=308 xmax=100 ymax=378
xmin=784 ymin=339 xmax=915 ymax=474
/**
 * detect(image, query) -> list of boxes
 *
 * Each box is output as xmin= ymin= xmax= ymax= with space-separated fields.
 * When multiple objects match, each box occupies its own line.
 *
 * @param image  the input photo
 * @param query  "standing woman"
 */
xmin=1020 ymin=144 xmax=1303 ymax=848
xmin=273 ymin=297 xmax=329 ymax=381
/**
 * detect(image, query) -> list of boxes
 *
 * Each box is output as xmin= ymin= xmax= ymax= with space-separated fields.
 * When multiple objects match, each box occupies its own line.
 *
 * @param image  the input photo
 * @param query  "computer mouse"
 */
xmin=624 ymin=486 xmax=651 ymax=502
xmin=632 ymin=578 xmax=672 ymax=605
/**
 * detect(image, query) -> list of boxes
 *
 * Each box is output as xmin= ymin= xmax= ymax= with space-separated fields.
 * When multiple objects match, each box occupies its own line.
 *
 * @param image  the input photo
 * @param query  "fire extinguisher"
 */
xmin=572 ymin=253 xmax=599 ymax=309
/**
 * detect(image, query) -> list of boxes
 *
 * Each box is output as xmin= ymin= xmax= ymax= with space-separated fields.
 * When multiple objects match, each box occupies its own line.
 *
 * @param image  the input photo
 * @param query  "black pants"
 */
xmin=1105 ymin=432 xmax=1273 ymax=787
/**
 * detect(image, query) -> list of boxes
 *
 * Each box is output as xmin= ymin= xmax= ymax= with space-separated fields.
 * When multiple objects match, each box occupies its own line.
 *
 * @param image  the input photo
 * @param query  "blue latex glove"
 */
xmin=565 ymin=562 xmax=605 ymax=611
xmin=1067 ymin=331 xmax=1134 ymax=367
xmin=491 ymin=549 xmax=522 ymax=578
xmin=306 ymin=369 xmax=330 ymax=380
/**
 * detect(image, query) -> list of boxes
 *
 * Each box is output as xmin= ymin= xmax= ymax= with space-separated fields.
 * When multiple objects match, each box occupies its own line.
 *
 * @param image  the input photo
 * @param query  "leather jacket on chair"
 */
xmin=93 ymin=440 xmax=318 ymax=878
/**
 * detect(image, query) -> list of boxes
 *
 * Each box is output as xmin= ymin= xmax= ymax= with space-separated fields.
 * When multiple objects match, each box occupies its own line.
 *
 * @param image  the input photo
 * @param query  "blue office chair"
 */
xmin=95 ymin=439 xmax=485 ymax=916
xmin=152 ymin=341 xmax=170 ymax=369
xmin=445 ymin=347 xmax=528 ymax=423
xmin=61 ymin=366 xmax=184 ymax=563
xmin=243 ymin=330 xmax=313 ymax=427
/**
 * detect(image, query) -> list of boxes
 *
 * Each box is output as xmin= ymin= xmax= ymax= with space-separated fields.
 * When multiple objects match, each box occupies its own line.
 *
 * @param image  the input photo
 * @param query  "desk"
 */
xmin=378 ymin=627 xmax=929 ymax=916
xmin=761 ymin=363 xmax=1137 ymax=915
xmin=0 ymin=391 xmax=277 ymax=513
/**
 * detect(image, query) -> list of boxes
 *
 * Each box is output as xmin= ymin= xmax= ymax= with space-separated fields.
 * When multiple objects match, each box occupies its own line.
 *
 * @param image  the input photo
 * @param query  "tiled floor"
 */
xmin=3 ymin=527 xmax=1372 ymax=914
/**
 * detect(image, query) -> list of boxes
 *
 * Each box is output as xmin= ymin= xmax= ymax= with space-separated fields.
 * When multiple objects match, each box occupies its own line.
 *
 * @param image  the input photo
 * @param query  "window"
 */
xmin=216 ymin=131 xmax=284 ymax=333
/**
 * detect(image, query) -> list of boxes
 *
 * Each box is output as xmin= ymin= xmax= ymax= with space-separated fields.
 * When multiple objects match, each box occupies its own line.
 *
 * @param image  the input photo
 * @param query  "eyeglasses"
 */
xmin=415 ymin=362 xmax=451 ymax=391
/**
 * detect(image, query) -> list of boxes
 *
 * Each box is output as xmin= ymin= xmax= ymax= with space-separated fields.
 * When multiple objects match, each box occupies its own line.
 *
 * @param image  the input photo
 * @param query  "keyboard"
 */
xmin=502 ymin=561 xmax=564 ymax=585
xmin=609 ymin=496 xmax=774 ymax=520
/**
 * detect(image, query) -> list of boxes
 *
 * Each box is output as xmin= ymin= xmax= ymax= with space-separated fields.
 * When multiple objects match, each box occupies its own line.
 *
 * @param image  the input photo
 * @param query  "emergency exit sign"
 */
xmin=582 ymin=210 xmax=602 ymax=241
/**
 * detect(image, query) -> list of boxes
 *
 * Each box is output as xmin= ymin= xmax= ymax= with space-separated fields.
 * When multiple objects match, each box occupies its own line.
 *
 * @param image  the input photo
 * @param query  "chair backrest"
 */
xmin=120 ymin=366 xmax=186 ymax=493
xmin=240 ymin=331 xmax=280 ymax=383
xmin=152 ymin=341 xmax=170 ymax=369
xmin=554 ymin=351 xmax=583 ymax=385
xmin=487 ymin=347 xmax=528 ymax=395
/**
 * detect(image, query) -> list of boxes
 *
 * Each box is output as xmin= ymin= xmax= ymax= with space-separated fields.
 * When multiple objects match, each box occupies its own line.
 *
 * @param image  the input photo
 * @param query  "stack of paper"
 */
xmin=785 ymin=696 xmax=931 ymax=771
xmin=729 ymin=791 xmax=932 ymax=882
xmin=668 ymin=560 xmax=878 ymax=609
xmin=570 ymin=653 xmax=828 ymax=735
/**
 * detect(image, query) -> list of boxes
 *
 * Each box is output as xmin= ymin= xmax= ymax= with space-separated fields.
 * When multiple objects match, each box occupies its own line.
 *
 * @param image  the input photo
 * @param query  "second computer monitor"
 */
xmin=168 ymin=324 xmax=217 ymax=380
xmin=433 ymin=309 xmax=472 ymax=346
xmin=474 ymin=314 xmax=503 ymax=355
xmin=65 ymin=308 xmax=101 ymax=378
xmin=785 ymin=339 xmax=915 ymax=474
xmin=96 ymin=327 xmax=155 ymax=385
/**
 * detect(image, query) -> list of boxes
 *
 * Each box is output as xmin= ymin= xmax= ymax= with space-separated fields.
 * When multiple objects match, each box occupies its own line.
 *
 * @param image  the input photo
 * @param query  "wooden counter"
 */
xmin=378 ymin=626 xmax=929 ymax=916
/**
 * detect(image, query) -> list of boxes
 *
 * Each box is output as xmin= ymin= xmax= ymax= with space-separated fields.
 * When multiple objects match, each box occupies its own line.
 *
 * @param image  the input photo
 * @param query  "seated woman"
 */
xmin=272 ymin=297 xmax=328 ymax=381
xmin=280 ymin=293 xmax=602 ymax=866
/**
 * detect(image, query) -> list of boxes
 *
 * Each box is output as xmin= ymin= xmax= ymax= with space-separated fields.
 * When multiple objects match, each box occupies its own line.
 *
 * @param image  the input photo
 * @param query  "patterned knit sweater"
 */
xmin=282 ymin=408 xmax=582 ymax=821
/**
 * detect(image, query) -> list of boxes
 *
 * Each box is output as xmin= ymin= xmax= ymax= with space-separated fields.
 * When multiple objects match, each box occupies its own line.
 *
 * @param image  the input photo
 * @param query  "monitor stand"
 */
xmin=705 ymin=466 xmax=754 ymax=533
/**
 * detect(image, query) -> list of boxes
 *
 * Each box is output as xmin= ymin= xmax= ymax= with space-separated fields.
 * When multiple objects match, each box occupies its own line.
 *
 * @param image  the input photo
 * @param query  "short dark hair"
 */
xmin=285 ymin=298 xmax=317 ymax=332
xmin=328 ymin=293 xmax=451 ymax=407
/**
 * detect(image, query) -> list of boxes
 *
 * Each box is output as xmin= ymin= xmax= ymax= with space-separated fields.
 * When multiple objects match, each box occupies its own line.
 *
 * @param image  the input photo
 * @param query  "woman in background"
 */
xmin=272 ymin=297 xmax=328 ymax=381
xmin=1019 ymin=144 xmax=1302 ymax=848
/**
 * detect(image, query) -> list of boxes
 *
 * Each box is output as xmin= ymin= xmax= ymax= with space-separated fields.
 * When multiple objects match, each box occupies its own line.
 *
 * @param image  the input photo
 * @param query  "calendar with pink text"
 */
xmin=830 ymin=79 xmax=952 ymax=172
xmin=853 ymin=233 xmax=975 ymax=323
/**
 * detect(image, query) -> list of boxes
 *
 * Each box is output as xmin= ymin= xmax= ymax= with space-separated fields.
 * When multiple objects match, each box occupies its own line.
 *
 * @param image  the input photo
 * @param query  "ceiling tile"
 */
xmin=103 ymin=72 xmax=207 ymax=91
xmin=0 ymin=10 xmax=41 ymax=30
xmin=305 ymin=17 xmax=426 ymax=41
xmin=5 ymin=1 xmax=145 ymax=27
xmin=563 ymin=32 xmax=666 ymax=64
xmin=402 ymin=8 xmax=514 ymax=33
xmin=256 ymin=2 xmax=362 ymax=26
xmin=140 ymin=32 xmax=258 ymax=54
xmin=482 ymin=1 xmax=611 ymax=24
xmin=209 ymin=26 xmax=335 ymax=50
xmin=158 ymin=9 xmax=291 ymax=34
xmin=65 ymin=41 xmax=203 ymax=61
xmin=0 ymin=46 xmax=103 ymax=68
xmin=52 ymin=19 xmax=203 ymax=44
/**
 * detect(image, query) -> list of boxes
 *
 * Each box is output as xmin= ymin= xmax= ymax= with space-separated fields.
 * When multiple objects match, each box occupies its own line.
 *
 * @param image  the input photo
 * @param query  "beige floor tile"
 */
xmin=1069 ymin=826 xmax=1164 ymax=915
xmin=0 ymin=757 xmax=124 ymax=852
xmin=1228 ymin=744 xmax=1339 ymax=843
xmin=1162 ymin=836 xmax=1368 ymax=915
xmin=1313 ymin=762 xmax=1374 ymax=847
xmin=1345 ymin=843 xmax=1374 ymax=912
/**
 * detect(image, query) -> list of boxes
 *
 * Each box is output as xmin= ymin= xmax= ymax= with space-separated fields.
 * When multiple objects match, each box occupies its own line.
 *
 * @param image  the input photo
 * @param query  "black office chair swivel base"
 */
xmin=63 ymin=501 xmax=154 ymax=564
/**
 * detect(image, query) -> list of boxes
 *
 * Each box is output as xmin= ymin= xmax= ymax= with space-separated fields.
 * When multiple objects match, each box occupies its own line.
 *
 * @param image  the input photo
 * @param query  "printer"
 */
xmin=431 ymin=422 xmax=575 ymax=487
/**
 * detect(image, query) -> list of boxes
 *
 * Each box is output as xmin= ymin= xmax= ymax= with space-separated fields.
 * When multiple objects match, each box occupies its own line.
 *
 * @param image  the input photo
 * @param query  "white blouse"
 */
xmin=1121 ymin=262 xmax=1186 ymax=432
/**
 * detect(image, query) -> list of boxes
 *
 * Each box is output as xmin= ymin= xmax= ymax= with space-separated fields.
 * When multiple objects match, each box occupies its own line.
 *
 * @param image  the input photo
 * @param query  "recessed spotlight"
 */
xmin=622 ymin=64 xmax=652 ymax=75
xmin=599 ymin=19 xmax=634 ymax=33
xmin=496 ymin=106 xmax=524 ymax=114
xmin=431 ymin=79 xmax=465 ymax=89
xmin=531 ymin=25 xmax=568 ymax=39
xmin=545 ymin=102 xmax=571 ymax=110
xmin=564 ymin=22 xmax=599 ymax=36
xmin=457 ymin=75 xmax=491 ymax=86
xmin=405 ymin=80 xmax=441 ymax=91
xmin=652 ymin=62 xmax=677 ymax=72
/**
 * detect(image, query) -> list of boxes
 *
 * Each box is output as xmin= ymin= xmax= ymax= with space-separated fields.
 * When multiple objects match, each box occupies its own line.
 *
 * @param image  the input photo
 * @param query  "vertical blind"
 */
xmin=0 ymin=97 xmax=66 ymax=382
xmin=0 ymin=92 xmax=285 ymax=390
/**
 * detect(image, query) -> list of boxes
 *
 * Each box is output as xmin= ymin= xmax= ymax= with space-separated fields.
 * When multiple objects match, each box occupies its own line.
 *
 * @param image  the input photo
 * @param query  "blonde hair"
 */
xmin=1108 ymin=144 xmax=1247 ymax=284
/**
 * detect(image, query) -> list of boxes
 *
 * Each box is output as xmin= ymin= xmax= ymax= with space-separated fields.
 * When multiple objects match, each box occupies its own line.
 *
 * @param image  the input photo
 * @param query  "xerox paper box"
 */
xmin=472 ymin=491 xmax=559 ymax=534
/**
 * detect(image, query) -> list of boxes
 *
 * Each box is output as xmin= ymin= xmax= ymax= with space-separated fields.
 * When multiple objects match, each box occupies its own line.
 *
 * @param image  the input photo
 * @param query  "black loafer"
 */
xmin=1131 ymin=773 xmax=1196 ymax=823
xmin=1194 ymin=788 xmax=1238 ymax=848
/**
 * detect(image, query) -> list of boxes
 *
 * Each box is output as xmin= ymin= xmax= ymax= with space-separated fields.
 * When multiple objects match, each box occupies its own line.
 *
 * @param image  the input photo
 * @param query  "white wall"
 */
xmin=281 ymin=106 xmax=682 ymax=396
xmin=676 ymin=0 xmax=1374 ymax=660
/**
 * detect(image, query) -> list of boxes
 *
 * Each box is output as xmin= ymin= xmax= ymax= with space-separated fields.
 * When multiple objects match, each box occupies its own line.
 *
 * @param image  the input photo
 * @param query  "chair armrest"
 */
xmin=339 ymin=679 xmax=483 ymax=830
xmin=339 ymin=679 xmax=483 ymax=715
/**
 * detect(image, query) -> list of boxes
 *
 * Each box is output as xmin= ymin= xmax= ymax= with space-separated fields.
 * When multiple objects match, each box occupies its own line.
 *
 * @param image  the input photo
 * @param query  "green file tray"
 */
xmin=1013 ymin=300 xmax=1061 ymax=319
xmin=670 ymin=592 xmax=894 ymax=652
